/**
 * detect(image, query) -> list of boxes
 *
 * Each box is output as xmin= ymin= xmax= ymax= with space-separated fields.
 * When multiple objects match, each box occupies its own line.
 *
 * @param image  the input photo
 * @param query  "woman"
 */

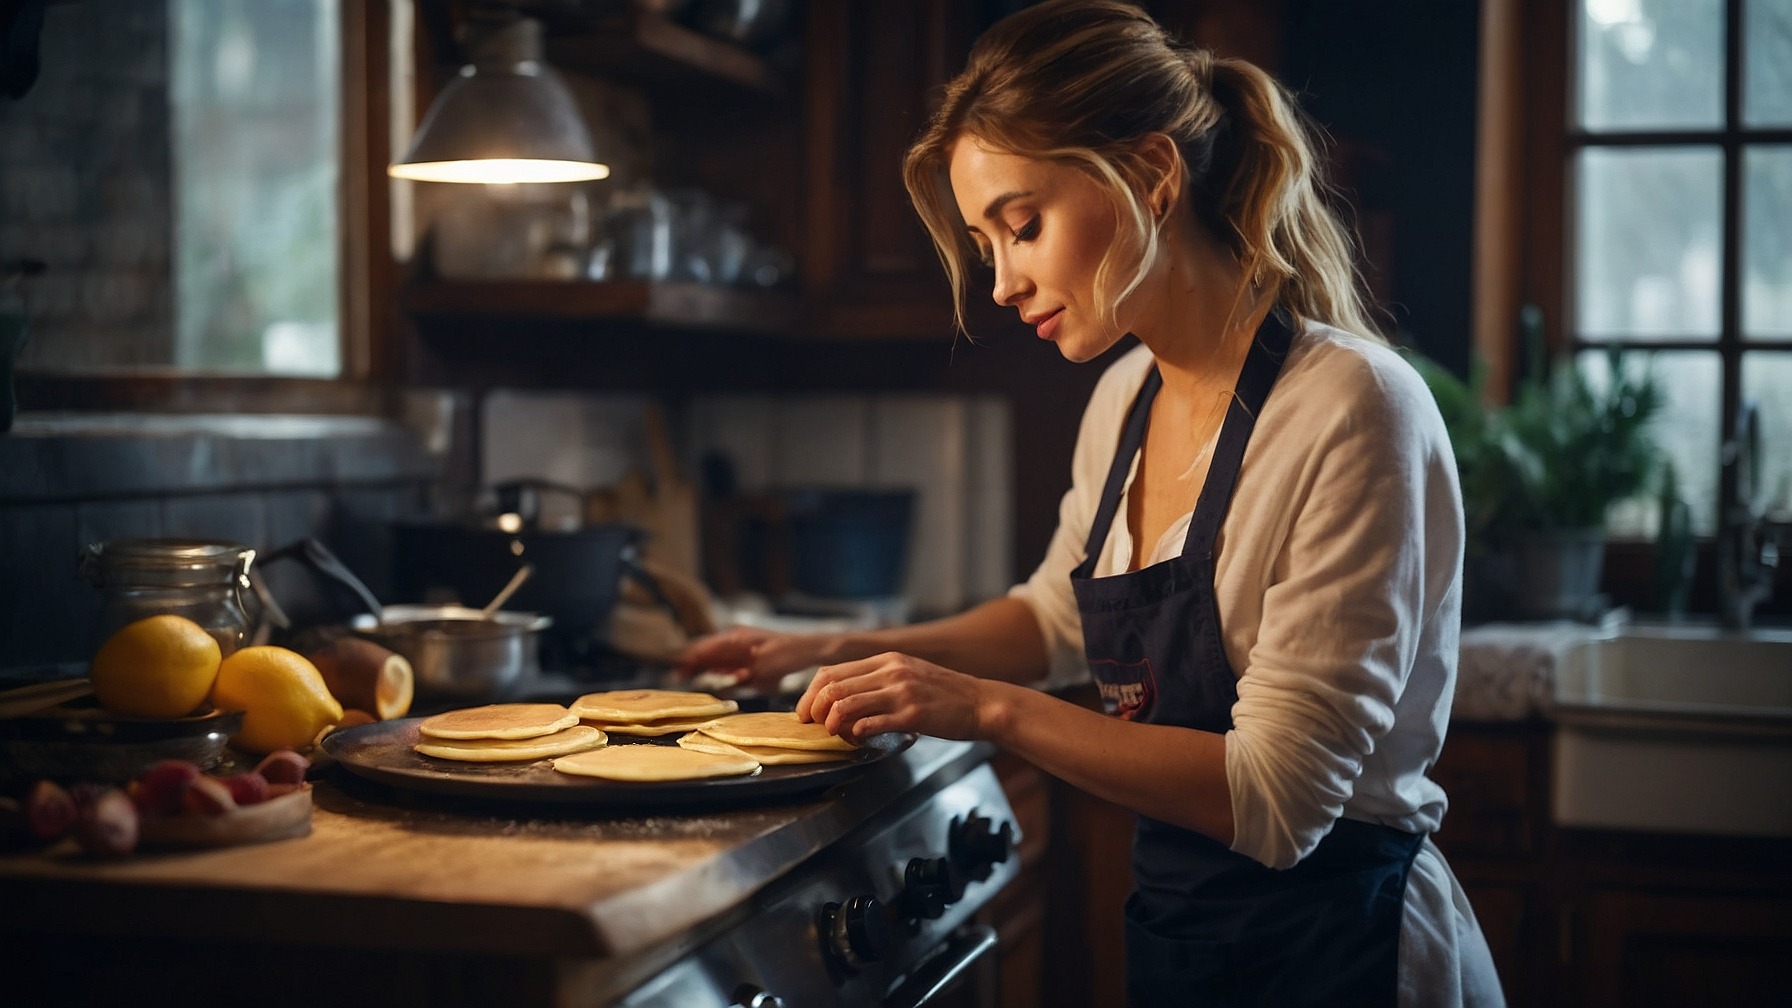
xmin=680 ymin=2 xmax=1503 ymax=1004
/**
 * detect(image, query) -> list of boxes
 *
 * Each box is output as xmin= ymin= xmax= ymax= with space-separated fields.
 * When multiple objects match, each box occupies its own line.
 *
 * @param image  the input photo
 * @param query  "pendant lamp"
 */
xmin=389 ymin=16 xmax=609 ymax=184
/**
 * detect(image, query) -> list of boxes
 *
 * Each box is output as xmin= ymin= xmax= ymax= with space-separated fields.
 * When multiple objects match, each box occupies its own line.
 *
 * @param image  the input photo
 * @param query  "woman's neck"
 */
xmin=1131 ymin=224 xmax=1270 ymax=403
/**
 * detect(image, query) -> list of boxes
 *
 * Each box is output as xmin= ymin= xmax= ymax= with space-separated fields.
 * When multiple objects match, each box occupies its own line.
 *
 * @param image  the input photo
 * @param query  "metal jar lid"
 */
xmin=79 ymin=538 xmax=255 ymax=588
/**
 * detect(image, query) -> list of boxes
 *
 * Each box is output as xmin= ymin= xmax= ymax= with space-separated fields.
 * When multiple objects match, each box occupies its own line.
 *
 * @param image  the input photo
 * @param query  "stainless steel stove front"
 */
xmin=616 ymin=761 xmax=1021 ymax=1008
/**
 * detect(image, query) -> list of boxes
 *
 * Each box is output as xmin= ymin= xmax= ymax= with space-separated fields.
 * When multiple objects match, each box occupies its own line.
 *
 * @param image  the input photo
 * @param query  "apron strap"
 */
xmin=1073 ymin=365 xmax=1162 ymax=580
xmin=1074 ymin=312 xmax=1295 ymax=578
xmin=1181 ymin=311 xmax=1294 ymax=559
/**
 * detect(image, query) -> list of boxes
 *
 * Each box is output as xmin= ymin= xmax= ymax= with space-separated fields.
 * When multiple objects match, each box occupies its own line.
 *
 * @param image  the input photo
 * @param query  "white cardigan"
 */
xmin=1010 ymin=324 xmax=1505 ymax=1006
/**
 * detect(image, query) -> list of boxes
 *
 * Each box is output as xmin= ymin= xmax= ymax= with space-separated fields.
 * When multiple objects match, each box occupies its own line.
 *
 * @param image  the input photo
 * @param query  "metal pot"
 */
xmin=352 ymin=604 xmax=551 ymax=705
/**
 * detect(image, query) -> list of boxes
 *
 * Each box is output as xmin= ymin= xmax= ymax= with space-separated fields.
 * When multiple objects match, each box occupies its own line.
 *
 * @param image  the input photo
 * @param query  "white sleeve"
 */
xmin=1225 ymin=353 xmax=1461 ymax=868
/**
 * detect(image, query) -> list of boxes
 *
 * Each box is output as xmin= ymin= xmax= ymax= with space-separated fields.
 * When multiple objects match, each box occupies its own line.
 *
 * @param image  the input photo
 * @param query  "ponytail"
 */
xmin=1205 ymin=58 xmax=1382 ymax=341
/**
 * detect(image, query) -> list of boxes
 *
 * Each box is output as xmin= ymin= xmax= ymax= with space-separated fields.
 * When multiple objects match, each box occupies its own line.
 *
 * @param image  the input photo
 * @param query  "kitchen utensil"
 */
xmin=481 ymin=563 xmax=534 ymax=618
xmin=0 ymin=677 xmax=93 ymax=719
xmin=322 ymin=718 xmax=913 ymax=806
xmin=352 ymin=604 xmax=551 ymax=705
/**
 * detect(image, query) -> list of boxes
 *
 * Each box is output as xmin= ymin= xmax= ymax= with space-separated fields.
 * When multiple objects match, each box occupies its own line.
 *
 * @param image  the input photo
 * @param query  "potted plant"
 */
xmin=1408 ymin=311 xmax=1666 ymax=621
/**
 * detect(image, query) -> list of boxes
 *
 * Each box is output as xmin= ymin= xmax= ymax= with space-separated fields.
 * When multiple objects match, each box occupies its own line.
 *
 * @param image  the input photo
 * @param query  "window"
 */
xmin=1568 ymin=0 xmax=1792 ymax=533
xmin=2 ymin=0 xmax=373 ymax=379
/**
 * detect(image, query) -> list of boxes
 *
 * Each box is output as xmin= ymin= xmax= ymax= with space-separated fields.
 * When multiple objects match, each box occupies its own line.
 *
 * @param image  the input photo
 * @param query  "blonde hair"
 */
xmin=903 ymin=0 xmax=1381 ymax=342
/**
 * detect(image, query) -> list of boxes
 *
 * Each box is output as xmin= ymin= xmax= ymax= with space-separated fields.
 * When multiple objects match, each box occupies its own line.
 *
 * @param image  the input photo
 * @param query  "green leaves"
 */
xmin=1407 ymin=345 xmax=1665 ymax=539
xmin=1497 ymin=347 xmax=1664 ymax=531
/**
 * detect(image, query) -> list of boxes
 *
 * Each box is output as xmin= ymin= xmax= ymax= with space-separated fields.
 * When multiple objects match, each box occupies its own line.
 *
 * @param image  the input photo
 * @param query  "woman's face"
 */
xmin=947 ymin=138 xmax=1132 ymax=363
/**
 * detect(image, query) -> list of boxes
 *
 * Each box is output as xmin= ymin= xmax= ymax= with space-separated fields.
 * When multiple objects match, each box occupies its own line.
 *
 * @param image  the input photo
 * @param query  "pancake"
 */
xmin=679 ymin=731 xmax=856 ymax=765
xmin=570 ymin=689 xmax=738 ymax=724
xmin=696 ymin=711 xmax=859 ymax=752
xmin=415 ymin=725 xmax=606 ymax=762
xmin=551 ymin=744 xmax=760 ymax=782
xmin=419 ymin=703 xmax=580 ymax=740
xmin=589 ymin=714 xmax=721 ymax=737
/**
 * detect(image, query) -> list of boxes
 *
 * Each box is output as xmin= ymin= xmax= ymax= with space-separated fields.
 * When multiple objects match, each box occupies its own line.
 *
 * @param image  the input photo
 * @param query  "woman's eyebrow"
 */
xmin=981 ymin=190 xmax=1033 ymax=221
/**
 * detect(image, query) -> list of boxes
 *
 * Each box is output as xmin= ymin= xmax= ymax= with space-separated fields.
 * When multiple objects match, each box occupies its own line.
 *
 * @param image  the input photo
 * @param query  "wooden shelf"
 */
xmin=402 ymin=279 xmax=800 ymax=333
xmin=499 ymin=4 xmax=787 ymax=95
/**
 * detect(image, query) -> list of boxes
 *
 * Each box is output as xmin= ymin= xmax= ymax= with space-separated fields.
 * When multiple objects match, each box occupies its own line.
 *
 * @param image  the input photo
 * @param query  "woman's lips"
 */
xmin=1032 ymin=308 xmax=1064 ymax=341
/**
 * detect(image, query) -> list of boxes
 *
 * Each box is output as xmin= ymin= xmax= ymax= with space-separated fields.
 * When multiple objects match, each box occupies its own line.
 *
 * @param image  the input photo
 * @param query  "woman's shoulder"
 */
xmin=1283 ymin=322 xmax=1437 ymax=412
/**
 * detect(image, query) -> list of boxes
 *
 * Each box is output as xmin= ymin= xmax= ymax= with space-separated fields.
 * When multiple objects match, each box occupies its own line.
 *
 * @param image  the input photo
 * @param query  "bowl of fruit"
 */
xmin=2 ymin=749 xmax=314 ymax=857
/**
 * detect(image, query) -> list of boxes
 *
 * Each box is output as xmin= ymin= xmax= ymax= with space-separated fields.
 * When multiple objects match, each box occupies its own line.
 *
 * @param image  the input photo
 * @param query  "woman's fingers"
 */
xmin=676 ymin=627 xmax=764 ymax=672
xmin=797 ymin=652 xmax=981 ymax=743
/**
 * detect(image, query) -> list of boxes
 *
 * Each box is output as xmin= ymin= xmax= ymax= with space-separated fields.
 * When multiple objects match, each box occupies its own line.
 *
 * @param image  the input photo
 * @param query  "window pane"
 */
xmin=1576 ymin=147 xmax=1722 ymax=339
xmin=1578 ymin=0 xmax=1723 ymax=131
xmin=1743 ymin=352 xmax=1792 ymax=514
xmin=1584 ymin=349 xmax=1722 ymax=535
xmin=1745 ymin=0 xmax=1792 ymax=127
xmin=1744 ymin=146 xmax=1792 ymax=339
xmin=170 ymin=0 xmax=340 ymax=376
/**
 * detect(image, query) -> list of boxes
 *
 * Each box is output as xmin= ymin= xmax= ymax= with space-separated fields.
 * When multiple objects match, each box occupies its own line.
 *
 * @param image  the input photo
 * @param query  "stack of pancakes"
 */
xmin=414 ymin=703 xmax=605 ymax=761
xmin=409 ymin=691 xmax=863 ymax=783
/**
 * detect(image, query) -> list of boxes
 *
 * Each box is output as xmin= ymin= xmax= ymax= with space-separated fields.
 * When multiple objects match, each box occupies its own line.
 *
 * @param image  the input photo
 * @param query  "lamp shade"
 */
xmin=389 ymin=18 xmax=609 ymax=184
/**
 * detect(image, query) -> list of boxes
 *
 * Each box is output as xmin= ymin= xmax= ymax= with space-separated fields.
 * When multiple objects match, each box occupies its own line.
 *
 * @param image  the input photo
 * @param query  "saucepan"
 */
xmin=262 ymin=538 xmax=551 ymax=704
xmin=350 ymin=604 xmax=551 ymax=704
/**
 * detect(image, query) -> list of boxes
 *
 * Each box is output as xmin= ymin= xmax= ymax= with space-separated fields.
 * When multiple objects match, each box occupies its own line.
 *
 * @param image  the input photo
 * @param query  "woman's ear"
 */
xmin=1133 ymin=132 xmax=1184 ymax=217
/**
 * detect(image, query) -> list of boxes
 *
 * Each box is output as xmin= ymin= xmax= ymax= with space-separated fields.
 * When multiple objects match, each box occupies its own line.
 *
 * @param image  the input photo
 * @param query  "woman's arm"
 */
xmin=799 ymin=653 xmax=1234 ymax=844
xmin=677 ymin=595 xmax=1053 ymax=690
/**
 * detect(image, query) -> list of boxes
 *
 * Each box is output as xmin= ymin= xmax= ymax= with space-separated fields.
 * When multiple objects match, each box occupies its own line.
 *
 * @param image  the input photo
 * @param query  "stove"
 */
xmin=615 ymin=756 xmax=1019 ymax=1008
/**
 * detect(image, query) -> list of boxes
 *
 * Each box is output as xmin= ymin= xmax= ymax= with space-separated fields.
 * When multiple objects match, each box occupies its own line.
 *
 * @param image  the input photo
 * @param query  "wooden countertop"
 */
xmin=0 ymin=738 xmax=984 ymax=965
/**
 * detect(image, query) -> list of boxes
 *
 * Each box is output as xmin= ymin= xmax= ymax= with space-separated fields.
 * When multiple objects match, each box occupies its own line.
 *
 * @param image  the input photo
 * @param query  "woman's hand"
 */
xmin=675 ymin=627 xmax=837 ymax=693
xmin=797 ymin=652 xmax=992 ymax=744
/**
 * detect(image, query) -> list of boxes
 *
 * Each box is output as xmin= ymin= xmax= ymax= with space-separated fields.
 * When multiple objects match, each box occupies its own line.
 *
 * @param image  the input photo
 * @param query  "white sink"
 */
xmin=1550 ymin=623 xmax=1792 ymax=837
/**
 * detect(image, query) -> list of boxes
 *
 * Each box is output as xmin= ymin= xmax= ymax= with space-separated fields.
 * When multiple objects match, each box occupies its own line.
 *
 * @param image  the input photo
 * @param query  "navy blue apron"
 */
xmin=1069 ymin=312 xmax=1423 ymax=1007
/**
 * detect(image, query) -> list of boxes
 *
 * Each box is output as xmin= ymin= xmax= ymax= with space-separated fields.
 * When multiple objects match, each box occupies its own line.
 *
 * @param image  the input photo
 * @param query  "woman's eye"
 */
xmin=1013 ymin=215 xmax=1041 ymax=243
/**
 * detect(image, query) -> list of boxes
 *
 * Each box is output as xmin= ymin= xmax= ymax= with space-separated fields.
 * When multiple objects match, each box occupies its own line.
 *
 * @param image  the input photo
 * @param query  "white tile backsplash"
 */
xmin=688 ymin=397 xmax=777 ymax=492
xmin=481 ymin=390 xmax=649 ymax=491
xmin=693 ymin=391 xmax=1014 ymax=617
xmin=964 ymin=396 xmax=1015 ymax=602
xmin=772 ymin=397 xmax=871 ymax=487
xmin=477 ymin=387 xmax=1015 ymax=617
xmin=870 ymin=397 xmax=968 ymax=614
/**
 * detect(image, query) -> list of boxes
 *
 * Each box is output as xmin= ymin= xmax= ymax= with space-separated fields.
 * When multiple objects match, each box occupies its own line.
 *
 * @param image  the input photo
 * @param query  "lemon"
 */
xmin=211 ymin=646 xmax=344 ymax=755
xmin=89 ymin=614 xmax=222 ymax=719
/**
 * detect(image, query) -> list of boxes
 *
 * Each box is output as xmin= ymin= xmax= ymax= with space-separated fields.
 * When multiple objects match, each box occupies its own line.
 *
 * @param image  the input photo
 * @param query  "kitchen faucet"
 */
xmin=1716 ymin=398 xmax=1783 ymax=630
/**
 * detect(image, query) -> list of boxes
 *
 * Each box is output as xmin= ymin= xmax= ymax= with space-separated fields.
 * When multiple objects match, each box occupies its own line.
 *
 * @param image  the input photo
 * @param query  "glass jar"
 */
xmin=79 ymin=539 xmax=258 ymax=656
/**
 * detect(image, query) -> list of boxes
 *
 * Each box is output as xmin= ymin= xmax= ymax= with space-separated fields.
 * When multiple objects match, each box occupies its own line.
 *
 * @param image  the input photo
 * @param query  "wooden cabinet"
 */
xmin=1435 ymin=720 xmax=1792 ymax=1008
xmin=799 ymin=1 xmax=985 ymax=340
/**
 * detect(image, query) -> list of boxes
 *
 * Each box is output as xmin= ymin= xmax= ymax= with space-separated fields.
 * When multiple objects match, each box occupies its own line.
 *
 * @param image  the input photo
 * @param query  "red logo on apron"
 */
xmin=1090 ymin=658 xmax=1156 ymax=720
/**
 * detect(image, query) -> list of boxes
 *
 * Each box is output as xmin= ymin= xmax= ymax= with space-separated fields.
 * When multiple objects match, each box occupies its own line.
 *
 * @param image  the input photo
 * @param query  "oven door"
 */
xmin=885 ymin=924 xmax=998 ymax=1008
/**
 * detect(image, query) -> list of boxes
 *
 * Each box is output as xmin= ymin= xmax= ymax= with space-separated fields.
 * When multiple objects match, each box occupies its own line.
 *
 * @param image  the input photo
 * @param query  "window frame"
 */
xmin=1501 ymin=0 xmax=1792 ymax=528
xmin=13 ymin=0 xmax=400 ymax=412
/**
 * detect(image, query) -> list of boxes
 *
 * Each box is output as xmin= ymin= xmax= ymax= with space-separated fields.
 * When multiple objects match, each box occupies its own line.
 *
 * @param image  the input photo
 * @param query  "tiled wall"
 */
xmin=482 ymin=390 xmax=1015 ymax=617
xmin=1 ymin=4 xmax=174 ymax=369
xmin=0 ymin=414 xmax=438 ymax=675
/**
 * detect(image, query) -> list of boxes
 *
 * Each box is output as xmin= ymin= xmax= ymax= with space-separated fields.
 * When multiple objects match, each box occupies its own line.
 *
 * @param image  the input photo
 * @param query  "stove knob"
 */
xmin=819 ymin=894 xmax=890 ymax=970
xmin=730 ymin=984 xmax=787 ymax=1008
xmin=901 ymin=856 xmax=957 ymax=920
xmin=950 ymin=810 xmax=1014 ymax=879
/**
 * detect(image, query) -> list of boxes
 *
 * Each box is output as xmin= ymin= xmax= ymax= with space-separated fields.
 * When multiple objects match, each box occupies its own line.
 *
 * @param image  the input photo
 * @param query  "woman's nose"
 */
xmin=990 ymin=255 xmax=1028 ymax=307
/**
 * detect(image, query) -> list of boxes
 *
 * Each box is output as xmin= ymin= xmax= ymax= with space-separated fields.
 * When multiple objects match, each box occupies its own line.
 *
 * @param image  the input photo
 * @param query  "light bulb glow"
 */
xmin=387 ymin=158 xmax=611 ymax=184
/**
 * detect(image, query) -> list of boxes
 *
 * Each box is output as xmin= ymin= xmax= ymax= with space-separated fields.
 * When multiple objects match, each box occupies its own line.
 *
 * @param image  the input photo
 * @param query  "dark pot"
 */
xmin=781 ymin=489 xmax=915 ymax=600
xmin=390 ymin=520 xmax=644 ymax=663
